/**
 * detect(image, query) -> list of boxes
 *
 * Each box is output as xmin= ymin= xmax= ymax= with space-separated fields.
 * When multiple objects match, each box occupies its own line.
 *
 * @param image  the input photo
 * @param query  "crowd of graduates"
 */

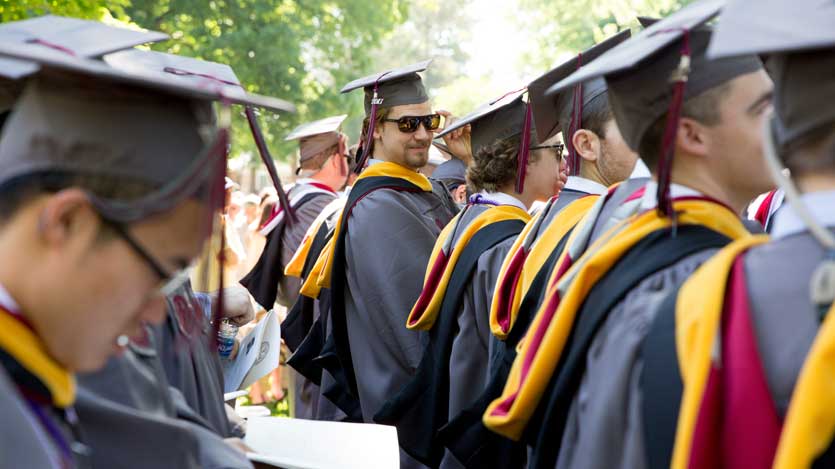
xmin=0 ymin=0 xmax=833 ymax=468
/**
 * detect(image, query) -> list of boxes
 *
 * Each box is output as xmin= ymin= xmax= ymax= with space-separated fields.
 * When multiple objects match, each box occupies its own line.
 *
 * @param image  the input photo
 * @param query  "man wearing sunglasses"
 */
xmin=303 ymin=61 xmax=458 ymax=469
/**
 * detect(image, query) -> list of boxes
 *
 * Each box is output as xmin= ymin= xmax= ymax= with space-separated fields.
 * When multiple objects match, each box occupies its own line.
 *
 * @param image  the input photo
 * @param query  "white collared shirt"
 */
xmin=564 ymin=177 xmax=608 ymax=196
xmin=770 ymin=190 xmax=835 ymax=240
xmin=478 ymin=191 xmax=527 ymax=211
xmin=0 ymin=282 xmax=20 ymax=313
xmin=640 ymin=181 xmax=703 ymax=211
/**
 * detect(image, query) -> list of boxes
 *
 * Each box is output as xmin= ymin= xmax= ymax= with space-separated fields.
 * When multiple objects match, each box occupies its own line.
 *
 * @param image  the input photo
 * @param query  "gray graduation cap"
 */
xmin=546 ymin=0 xmax=762 ymax=216
xmin=285 ymin=115 xmax=347 ymax=164
xmin=340 ymin=60 xmax=431 ymax=115
xmin=341 ymin=60 xmax=432 ymax=173
xmin=0 ymin=15 xmax=167 ymax=79
xmin=102 ymin=48 xmax=297 ymax=220
xmin=432 ymin=157 xmax=467 ymax=187
xmin=0 ymin=31 xmax=295 ymax=224
xmin=103 ymin=48 xmax=295 ymax=113
xmin=529 ymin=30 xmax=630 ymax=175
xmin=437 ymin=89 xmax=535 ymax=192
xmin=708 ymin=0 xmax=835 ymax=150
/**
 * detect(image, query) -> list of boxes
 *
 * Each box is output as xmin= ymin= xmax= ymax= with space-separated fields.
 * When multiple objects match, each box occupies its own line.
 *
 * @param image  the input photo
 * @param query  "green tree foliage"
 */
xmin=515 ymin=0 xmax=692 ymax=75
xmin=2 ymin=0 xmax=408 ymax=161
xmin=122 ymin=0 xmax=408 ymax=160
xmin=0 ymin=0 xmax=128 ymax=22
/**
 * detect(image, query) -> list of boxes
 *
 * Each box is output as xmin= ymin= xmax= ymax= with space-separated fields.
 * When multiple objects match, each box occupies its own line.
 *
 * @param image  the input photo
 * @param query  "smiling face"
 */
xmin=20 ymin=190 xmax=209 ymax=372
xmin=373 ymin=101 xmax=434 ymax=170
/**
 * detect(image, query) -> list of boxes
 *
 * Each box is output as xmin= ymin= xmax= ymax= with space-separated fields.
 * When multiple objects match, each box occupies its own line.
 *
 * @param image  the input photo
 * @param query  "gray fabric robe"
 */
xmin=279 ymin=185 xmax=337 ymax=421
xmin=746 ymin=231 xmax=825 ymax=417
xmin=442 ymin=204 xmax=521 ymax=469
xmin=554 ymin=249 xmax=718 ymax=469
xmin=76 ymin=334 xmax=252 ymax=469
xmin=0 ymin=367 xmax=67 ymax=468
xmin=154 ymin=284 xmax=232 ymax=438
xmin=343 ymin=179 xmax=457 ymax=469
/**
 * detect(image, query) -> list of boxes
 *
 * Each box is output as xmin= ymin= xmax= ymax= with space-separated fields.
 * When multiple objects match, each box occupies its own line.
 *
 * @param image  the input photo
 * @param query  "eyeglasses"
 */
xmin=103 ymin=218 xmax=190 ymax=297
xmin=383 ymin=114 xmax=442 ymax=133
xmin=529 ymin=143 xmax=565 ymax=154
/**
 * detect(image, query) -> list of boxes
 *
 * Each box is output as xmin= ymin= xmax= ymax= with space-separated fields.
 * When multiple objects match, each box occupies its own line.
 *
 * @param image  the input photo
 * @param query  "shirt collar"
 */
xmin=0 ymin=282 xmax=20 ymax=313
xmin=564 ymin=176 xmax=608 ymax=196
xmin=477 ymin=191 xmax=528 ymax=211
xmin=771 ymin=190 xmax=835 ymax=240
xmin=640 ymin=181 xmax=704 ymax=211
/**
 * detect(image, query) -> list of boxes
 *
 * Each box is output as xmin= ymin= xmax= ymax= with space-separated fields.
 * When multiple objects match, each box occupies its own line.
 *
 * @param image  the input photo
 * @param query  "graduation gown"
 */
xmin=283 ymin=197 xmax=354 ymax=422
xmin=484 ymin=182 xmax=752 ymax=469
xmin=75 ymin=328 xmax=252 ymax=469
xmin=0 ymin=305 xmax=88 ymax=469
xmin=375 ymin=195 xmax=530 ymax=468
xmin=315 ymin=161 xmax=457 ymax=469
xmin=438 ymin=179 xmax=639 ymax=469
xmin=643 ymin=190 xmax=835 ymax=469
xmin=154 ymin=281 xmax=232 ymax=438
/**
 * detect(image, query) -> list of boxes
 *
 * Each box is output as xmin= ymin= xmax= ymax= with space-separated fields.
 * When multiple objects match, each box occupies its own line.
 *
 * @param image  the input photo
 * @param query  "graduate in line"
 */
xmin=484 ymin=2 xmax=775 ymax=468
xmin=0 ymin=19 xmax=250 ymax=468
xmin=315 ymin=61 xmax=459 ymax=469
xmin=375 ymin=88 xmax=566 ymax=467
xmin=441 ymin=29 xmax=640 ymax=469
xmin=645 ymin=1 xmax=835 ymax=467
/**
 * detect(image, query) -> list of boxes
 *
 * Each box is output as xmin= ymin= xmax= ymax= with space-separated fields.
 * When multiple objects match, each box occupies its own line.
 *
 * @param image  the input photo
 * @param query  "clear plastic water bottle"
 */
xmin=217 ymin=319 xmax=238 ymax=359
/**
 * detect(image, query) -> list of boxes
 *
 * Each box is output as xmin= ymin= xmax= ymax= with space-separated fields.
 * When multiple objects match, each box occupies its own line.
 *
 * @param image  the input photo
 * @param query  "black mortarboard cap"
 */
xmin=529 ymin=30 xmax=630 ymax=175
xmin=708 ymin=0 xmax=835 ymax=151
xmin=0 ymin=25 xmax=295 ymax=224
xmin=437 ymin=89 xmax=535 ymax=192
xmin=432 ymin=157 xmax=467 ymax=186
xmin=340 ymin=60 xmax=431 ymax=115
xmin=546 ymin=0 xmax=762 ymax=216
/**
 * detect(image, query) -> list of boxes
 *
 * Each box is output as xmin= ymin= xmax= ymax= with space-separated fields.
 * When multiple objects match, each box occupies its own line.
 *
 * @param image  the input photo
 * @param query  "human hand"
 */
xmin=436 ymin=109 xmax=472 ymax=164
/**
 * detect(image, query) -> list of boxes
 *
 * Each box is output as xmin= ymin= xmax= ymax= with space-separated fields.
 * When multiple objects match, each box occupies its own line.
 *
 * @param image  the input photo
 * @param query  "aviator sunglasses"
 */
xmin=383 ymin=114 xmax=442 ymax=133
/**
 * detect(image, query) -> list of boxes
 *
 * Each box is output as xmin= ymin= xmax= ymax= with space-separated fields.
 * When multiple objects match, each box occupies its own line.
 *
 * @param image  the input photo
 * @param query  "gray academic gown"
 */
xmin=154 ymin=282 xmax=233 ymax=438
xmin=76 ymin=330 xmax=252 ymax=469
xmin=553 ymin=188 xmax=735 ymax=469
xmin=0 ymin=367 xmax=67 ymax=468
xmin=277 ymin=183 xmax=337 ymax=421
xmin=745 ymin=222 xmax=834 ymax=421
xmin=442 ymin=203 xmax=522 ymax=469
xmin=343 ymin=179 xmax=457 ymax=469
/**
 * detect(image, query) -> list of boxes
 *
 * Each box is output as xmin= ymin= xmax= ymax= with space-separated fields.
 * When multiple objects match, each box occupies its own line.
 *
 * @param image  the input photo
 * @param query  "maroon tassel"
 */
xmin=655 ymin=30 xmax=691 ymax=220
xmin=245 ymin=106 xmax=297 ymax=224
xmin=26 ymin=38 xmax=77 ymax=56
xmin=515 ymin=98 xmax=533 ymax=193
xmin=565 ymin=53 xmax=584 ymax=177
xmin=355 ymin=72 xmax=392 ymax=174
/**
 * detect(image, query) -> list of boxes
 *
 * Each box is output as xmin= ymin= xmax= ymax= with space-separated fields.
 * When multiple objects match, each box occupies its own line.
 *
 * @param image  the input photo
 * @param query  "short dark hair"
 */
xmin=560 ymin=94 xmax=614 ymax=145
xmin=358 ymin=107 xmax=392 ymax=157
xmin=638 ymin=82 xmax=731 ymax=170
xmin=467 ymin=134 xmax=542 ymax=192
xmin=0 ymin=170 xmax=157 ymax=235
xmin=781 ymin=126 xmax=835 ymax=176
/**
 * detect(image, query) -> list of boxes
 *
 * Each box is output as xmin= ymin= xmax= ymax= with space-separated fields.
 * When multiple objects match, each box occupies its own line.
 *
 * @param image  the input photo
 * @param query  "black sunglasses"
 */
xmin=383 ymin=114 xmax=442 ymax=133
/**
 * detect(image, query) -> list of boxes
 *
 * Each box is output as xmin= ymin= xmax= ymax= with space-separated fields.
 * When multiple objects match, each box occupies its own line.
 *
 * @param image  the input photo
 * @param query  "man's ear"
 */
xmin=38 ymin=189 xmax=100 ymax=247
xmin=677 ymin=117 xmax=710 ymax=158
xmin=571 ymin=129 xmax=601 ymax=163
